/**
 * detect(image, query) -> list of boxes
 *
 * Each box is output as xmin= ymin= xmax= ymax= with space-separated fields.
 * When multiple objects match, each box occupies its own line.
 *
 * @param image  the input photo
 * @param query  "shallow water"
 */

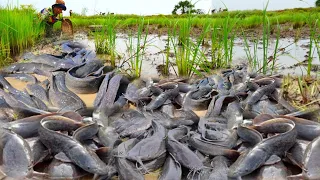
xmin=74 ymin=33 xmax=319 ymax=77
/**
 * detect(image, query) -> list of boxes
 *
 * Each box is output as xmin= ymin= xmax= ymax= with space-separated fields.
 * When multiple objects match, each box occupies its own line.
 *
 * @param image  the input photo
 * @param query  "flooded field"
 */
xmin=70 ymin=33 xmax=320 ymax=77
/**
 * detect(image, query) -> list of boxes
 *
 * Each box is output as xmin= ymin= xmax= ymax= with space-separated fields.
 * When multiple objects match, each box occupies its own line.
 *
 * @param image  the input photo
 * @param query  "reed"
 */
xmin=0 ymin=5 xmax=44 ymax=66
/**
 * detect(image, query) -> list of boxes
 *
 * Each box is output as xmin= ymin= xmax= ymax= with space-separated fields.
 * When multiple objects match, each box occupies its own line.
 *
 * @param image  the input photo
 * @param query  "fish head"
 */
xmin=228 ymin=148 xmax=268 ymax=178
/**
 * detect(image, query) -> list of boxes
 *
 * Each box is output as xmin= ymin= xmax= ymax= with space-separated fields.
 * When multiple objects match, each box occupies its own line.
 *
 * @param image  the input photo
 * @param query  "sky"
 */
xmin=0 ymin=0 xmax=316 ymax=16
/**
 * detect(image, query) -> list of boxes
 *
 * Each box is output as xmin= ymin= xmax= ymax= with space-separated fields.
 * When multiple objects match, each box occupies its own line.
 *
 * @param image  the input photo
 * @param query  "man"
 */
xmin=39 ymin=0 xmax=67 ymax=37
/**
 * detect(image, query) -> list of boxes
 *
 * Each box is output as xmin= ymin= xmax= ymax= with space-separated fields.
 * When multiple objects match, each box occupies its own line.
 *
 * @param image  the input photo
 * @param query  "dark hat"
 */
xmin=52 ymin=3 xmax=66 ymax=11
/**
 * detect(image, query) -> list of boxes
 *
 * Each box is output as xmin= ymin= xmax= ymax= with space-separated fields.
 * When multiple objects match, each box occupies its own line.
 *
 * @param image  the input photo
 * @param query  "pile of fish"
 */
xmin=0 ymin=41 xmax=319 ymax=180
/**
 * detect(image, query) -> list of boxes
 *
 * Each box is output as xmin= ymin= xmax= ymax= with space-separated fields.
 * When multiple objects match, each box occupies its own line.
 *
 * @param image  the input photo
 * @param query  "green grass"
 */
xmin=0 ymin=5 xmax=44 ymax=66
xmin=68 ymin=7 xmax=320 ymax=33
xmin=93 ymin=17 xmax=118 ymax=67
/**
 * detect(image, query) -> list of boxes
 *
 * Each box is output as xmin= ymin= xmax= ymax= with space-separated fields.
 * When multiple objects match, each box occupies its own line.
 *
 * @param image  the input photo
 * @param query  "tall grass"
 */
xmin=169 ymin=16 xmax=210 ymax=77
xmin=124 ymin=18 xmax=149 ymax=78
xmin=0 ymin=5 xmax=44 ymax=66
xmin=93 ymin=17 xmax=118 ymax=67
xmin=262 ymin=1 xmax=270 ymax=74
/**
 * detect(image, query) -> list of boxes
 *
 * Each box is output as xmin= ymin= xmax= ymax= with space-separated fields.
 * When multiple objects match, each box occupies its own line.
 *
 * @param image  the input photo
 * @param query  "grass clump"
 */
xmin=0 ymin=5 xmax=44 ymax=66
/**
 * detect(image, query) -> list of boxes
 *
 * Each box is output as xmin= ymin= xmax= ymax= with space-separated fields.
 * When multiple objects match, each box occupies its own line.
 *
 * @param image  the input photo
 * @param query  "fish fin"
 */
xmin=264 ymin=155 xmax=281 ymax=165
xmin=54 ymin=152 xmax=72 ymax=163
xmin=287 ymin=174 xmax=304 ymax=180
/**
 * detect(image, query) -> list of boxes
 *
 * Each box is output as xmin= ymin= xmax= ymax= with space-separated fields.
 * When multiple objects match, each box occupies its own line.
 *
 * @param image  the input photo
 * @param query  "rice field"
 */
xmin=1 ymin=4 xmax=320 ymax=78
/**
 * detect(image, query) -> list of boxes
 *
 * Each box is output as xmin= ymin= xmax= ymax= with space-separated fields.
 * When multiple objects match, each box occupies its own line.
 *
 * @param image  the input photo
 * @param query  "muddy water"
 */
xmin=6 ymin=76 xmax=96 ymax=108
xmin=74 ymin=33 xmax=319 ymax=77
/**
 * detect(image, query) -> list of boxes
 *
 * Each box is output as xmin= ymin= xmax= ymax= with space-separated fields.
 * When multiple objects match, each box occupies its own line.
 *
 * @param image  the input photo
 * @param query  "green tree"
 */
xmin=316 ymin=0 xmax=320 ymax=7
xmin=172 ymin=1 xmax=196 ymax=15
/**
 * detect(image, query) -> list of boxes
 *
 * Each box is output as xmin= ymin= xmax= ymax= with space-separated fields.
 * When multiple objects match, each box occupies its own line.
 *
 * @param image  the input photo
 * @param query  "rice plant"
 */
xmin=93 ymin=16 xmax=118 ymax=67
xmin=124 ymin=18 xmax=149 ymax=78
xmin=0 ymin=5 xmax=44 ymax=66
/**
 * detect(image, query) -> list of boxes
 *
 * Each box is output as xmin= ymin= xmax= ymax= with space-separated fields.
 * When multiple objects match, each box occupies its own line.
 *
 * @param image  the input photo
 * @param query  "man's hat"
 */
xmin=53 ymin=0 xmax=66 ymax=10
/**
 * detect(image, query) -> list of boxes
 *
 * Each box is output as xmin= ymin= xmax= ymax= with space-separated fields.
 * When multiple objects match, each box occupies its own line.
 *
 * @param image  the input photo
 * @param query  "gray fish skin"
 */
xmin=189 ymin=133 xmax=239 ymax=159
xmin=113 ymin=139 xmax=144 ymax=180
xmin=38 ymin=116 xmax=109 ymax=175
xmin=3 ymin=73 xmax=38 ymax=84
xmin=48 ymin=73 xmax=85 ymax=112
xmin=0 ymin=89 xmax=49 ymax=115
xmin=183 ymin=87 xmax=216 ymax=111
xmin=5 ymin=113 xmax=57 ymax=138
xmin=256 ymin=161 xmax=287 ymax=180
xmin=228 ymin=118 xmax=297 ymax=178
xmin=47 ymin=158 xmax=87 ymax=179
xmin=302 ymin=135 xmax=320 ymax=180
xmin=26 ymin=84 xmax=51 ymax=106
xmin=65 ymin=64 xmax=106 ymax=94
xmin=127 ymin=121 xmax=166 ymax=162
xmin=167 ymin=126 xmax=203 ymax=171
xmin=97 ymin=126 xmax=119 ymax=148
xmin=73 ymin=123 xmax=99 ymax=143
xmin=286 ymin=140 xmax=309 ymax=168
xmin=26 ymin=137 xmax=49 ymax=166
xmin=96 ymin=75 xmax=129 ymax=115
xmin=208 ymin=156 xmax=230 ymax=180
xmin=158 ymin=154 xmax=182 ymax=180
xmin=274 ymin=115 xmax=320 ymax=141
xmin=28 ymin=54 xmax=76 ymax=70
xmin=224 ymin=101 xmax=243 ymax=129
xmin=137 ymin=152 xmax=167 ymax=173
xmin=146 ymin=84 xmax=179 ymax=111
xmin=93 ymin=71 xmax=114 ymax=109
xmin=237 ymin=125 xmax=263 ymax=146
xmin=70 ymin=60 xmax=103 ymax=78
xmin=246 ymin=78 xmax=276 ymax=109
xmin=113 ymin=110 xmax=152 ymax=138
xmin=0 ymin=128 xmax=33 ymax=178
xmin=3 ymin=63 xmax=55 ymax=74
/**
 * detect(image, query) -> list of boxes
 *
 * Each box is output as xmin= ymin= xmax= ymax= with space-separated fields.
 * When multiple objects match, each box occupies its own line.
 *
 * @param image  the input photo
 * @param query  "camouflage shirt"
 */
xmin=38 ymin=7 xmax=63 ymax=24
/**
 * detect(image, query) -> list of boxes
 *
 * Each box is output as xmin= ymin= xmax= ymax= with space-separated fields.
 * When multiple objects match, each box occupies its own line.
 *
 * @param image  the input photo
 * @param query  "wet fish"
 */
xmin=126 ymin=121 xmax=166 ymax=171
xmin=183 ymin=87 xmax=217 ymax=111
xmin=38 ymin=116 xmax=109 ymax=175
xmin=228 ymin=118 xmax=297 ymax=178
xmin=73 ymin=122 xmax=99 ymax=143
xmin=189 ymin=133 xmax=239 ymax=158
xmin=246 ymin=78 xmax=276 ymax=110
xmin=26 ymin=137 xmax=49 ymax=166
xmin=3 ymin=63 xmax=55 ymax=74
xmin=286 ymin=140 xmax=309 ymax=168
xmin=4 ymin=113 xmax=57 ymax=138
xmin=3 ymin=73 xmax=38 ymax=84
xmin=48 ymin=73 xmax=86 ymax=112
xmin=302 ymin=135 xmax=320 ymax=180
xmin=158 ymin=154 xmax=182 ymax=180
xmin=167 ymin=126 xmax=203 ymax=172
xmin=0 ymin=128 xmax=33 ymax=178
xmin=47 ymin=158 xmax=87 ymax=179
xmin=113 ymin=139 xmax=144 ymax=180
xmin=146 ymin=84 xmax=179 ymax=111
xmin=97 ymin=126 xmax=119 ymax=148
xmin=208 ymin=156 xmax=230 ymax=180
xmin=93 ymin=71 xmax=114 ymax=109
xmin=26 ymin=83 xmax=51 ymax=106
xmin=253 ymin=161 xmax=288 ymax=180
xmin=237 ymin=125 xmax=263 ymax=146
